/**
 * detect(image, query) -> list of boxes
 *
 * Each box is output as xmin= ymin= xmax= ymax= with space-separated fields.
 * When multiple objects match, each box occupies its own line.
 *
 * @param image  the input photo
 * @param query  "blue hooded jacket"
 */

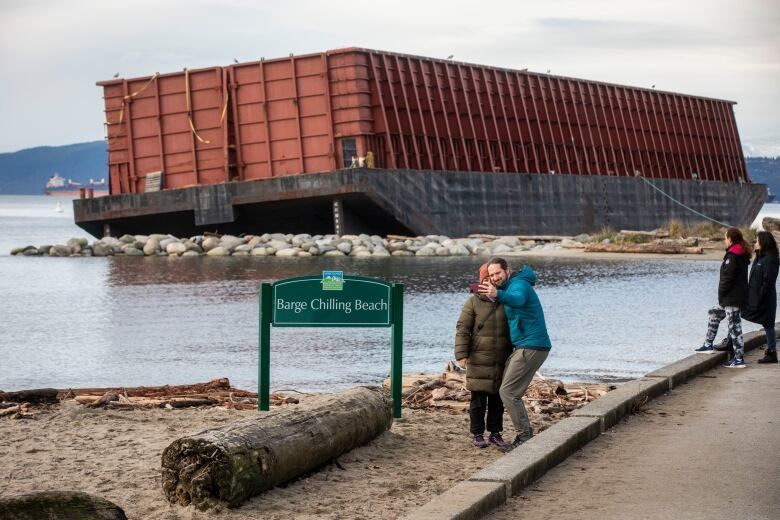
xmin=496 ymin=265 xmax=552 ymax=350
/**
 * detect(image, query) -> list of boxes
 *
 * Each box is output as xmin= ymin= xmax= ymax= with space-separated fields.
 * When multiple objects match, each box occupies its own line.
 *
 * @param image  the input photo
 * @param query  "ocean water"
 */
xmin=1 ymin=195 xmax=778 ymax=393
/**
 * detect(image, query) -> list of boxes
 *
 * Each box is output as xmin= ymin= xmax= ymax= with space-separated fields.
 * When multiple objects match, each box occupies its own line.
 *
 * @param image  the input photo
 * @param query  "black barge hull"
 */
xmin=73 ymin=168 xmax=767 ymax=238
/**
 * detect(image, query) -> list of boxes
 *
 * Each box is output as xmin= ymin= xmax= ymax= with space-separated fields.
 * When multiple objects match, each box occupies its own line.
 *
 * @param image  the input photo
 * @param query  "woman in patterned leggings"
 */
xmin=695 ymin=227 xmax=752 ymax=368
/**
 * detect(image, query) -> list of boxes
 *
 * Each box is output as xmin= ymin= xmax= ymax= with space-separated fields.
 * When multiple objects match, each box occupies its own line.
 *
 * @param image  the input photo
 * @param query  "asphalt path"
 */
xmin=487 ymin=348 xmax=780 ymax=520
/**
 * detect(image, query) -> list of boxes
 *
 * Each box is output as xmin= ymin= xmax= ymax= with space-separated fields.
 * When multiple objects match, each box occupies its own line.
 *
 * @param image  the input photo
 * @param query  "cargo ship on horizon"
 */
xmin=45 ymin=172 xmax=108 ymax=197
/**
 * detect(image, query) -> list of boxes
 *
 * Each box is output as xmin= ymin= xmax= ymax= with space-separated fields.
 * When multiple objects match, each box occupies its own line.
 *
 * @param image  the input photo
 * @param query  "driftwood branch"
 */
xmin=584 ymin=243 xmax=702 ymax=254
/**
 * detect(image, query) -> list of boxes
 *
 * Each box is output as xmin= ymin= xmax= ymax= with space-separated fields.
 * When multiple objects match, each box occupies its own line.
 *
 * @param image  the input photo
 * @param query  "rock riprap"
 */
xmin=10 ymin=233 xmax=578 ymax=258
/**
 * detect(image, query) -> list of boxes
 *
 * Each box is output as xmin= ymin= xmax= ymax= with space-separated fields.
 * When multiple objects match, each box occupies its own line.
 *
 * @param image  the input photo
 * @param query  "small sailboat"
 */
xmin=55 ymin=201 xmax=64 ymax=213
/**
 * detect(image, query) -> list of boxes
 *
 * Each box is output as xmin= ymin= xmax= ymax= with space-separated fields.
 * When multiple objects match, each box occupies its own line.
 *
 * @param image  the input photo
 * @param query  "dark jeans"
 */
xmin=469 ymin=390 xmax=504 ymax=435
xmin=765 ymin=326 xmax=777 ymax=352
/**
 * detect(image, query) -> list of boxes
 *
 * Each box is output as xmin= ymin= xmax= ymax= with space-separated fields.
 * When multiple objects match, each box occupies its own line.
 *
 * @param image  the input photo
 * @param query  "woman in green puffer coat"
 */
xmin=455 ymin=264 xmax=513 ymax=450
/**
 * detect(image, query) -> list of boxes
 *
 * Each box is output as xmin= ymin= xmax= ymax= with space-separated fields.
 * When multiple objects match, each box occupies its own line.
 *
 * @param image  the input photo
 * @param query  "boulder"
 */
xmin=159 ymin=238 xmax=178 ymax=250
xmin=119 ymin=234 xmax=136 ymax=244
xmin=291 ymin=234 xmax=312 ymax=246
xmin=143 ymin=238 xmax=160 ymax=256
xmin=100 ymin=236 xmax=122 ymax=248
xmin=391 ymin=250 xmax=415 ymax=257
xmin=49 ymin=245 xmax=72 ymax=257
xmin=275 ymin=247 xmax=301 ymax=257
xmin=498 ymin=236 xmax=520 ymax=247
xmin=66 ymin=238 xmax=82 ymax=254
xmin=181 ymin=250 xmax=200 ymax=257
xmin=251 ymin=247 xmax=271 ymax=256
xmin=491 ymin=243 xmax=513 ymax=253
xmin=122 ymin=246 xmax=144 ymax=256
xmin=267 ymin=239 xmax=291 ymax=251
xmin=92 ymin=243 xmax=113 ymax=257
xmin=202 ymin=237 xmax=221 ymax=252
xmin=166 ymin=242 xmax=188 ymax=255
xmin=336 ymin=241 xmax=353 ymax=254
xmin=206 ymin=247 xmax=230 ymax=257
xmin=220 ymin=237 xmax=246 ymax=252
xmin=184 ymin=242 xmax=203 ymax=254
xmin=323 ymin=250 xmax=346 ymax=256
xmin=415 ymin=247 xmax=436 ymax=257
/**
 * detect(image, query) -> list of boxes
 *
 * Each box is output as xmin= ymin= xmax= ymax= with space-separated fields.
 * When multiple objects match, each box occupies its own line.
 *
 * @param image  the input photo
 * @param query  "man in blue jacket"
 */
xmin=479 ymin=257 xmax=551 ymax=451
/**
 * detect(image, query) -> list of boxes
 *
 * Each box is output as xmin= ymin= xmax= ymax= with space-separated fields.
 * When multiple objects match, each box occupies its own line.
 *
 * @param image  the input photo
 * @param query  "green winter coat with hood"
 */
xmin=454 ymin=293 xmax=513 ymax=394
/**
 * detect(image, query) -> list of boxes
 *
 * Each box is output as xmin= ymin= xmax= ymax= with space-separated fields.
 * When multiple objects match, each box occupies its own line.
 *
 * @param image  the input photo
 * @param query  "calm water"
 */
xmin=1 ymin=195 xmax=778 ymax=392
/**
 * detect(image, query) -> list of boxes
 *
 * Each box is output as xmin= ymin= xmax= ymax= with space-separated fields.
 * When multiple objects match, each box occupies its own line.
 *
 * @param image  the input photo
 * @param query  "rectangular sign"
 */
xmin=272 ymin=273 xmax=392 ymax=327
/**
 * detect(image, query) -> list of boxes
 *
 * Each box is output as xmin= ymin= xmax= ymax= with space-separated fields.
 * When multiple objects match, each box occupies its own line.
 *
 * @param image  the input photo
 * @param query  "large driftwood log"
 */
xmin=0 ymin=491 xmax=126 ymax=520
xmin=0 ymin=388 xmax=59 ymax=404
xmin=161 ymin=386 xmax=393 ymax=509
xmin=58 ymin=378 xmax=241 ymax=399
xmin=619 ymin=229 xmax=670 ymax=237
xmin=584 ymin=243 xmax=702 ymax=254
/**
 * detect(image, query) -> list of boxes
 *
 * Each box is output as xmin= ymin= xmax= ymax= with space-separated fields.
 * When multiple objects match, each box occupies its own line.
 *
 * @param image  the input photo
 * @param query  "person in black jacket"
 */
xmin=743 ymin=231 xmax=779 ymax=364
xmin=695 ymin=227 xmax=751 ymax=368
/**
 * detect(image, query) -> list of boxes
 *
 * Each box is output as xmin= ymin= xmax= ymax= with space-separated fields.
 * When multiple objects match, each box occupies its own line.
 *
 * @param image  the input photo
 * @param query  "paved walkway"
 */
xmin=487 ymin=348 xmax=780 ymax=520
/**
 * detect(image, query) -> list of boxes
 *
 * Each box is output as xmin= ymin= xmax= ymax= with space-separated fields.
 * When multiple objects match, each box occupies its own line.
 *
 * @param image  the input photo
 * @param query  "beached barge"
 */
xmin=74 ymin=48 xmax=765 ymax=237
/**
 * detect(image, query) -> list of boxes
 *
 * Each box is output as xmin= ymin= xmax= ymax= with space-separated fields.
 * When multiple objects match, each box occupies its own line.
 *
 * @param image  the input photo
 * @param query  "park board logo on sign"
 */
xmin=322 ymin=271 xmax=344 ymax=291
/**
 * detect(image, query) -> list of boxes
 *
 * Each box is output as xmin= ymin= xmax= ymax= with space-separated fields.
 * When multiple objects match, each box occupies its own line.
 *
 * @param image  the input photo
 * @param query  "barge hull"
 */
xmin=73 ymin=168 xmax=766 ymax=238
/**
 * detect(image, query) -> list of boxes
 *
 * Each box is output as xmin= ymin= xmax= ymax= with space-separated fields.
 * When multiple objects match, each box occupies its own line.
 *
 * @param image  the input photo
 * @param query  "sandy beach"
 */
xmin=1 ymin=398 xmax=520 ymax=519
xmin=0 ymin=369 xmax=615 ymax=520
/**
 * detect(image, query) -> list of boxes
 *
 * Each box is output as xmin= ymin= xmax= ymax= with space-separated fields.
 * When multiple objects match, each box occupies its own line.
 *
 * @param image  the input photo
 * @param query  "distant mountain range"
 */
xmin=0 ymin=141 xmax=107 ymax=195
xmin=0 ymin=140 xmax=778 ymax=196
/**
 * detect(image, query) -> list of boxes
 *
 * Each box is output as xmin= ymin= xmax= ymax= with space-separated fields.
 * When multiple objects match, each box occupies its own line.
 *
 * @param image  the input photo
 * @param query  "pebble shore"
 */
xmin=9 ymin=232 xmax=591 ymax=258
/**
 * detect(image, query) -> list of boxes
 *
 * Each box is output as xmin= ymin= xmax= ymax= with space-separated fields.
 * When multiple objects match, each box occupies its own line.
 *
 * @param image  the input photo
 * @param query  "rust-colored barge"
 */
xmin=74 ymin=48 xmax=765 ymax=238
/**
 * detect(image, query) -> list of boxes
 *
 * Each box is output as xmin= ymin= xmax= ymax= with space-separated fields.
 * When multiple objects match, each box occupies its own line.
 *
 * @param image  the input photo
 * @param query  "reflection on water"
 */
xmin=1 ymin=195 xmax=774 ymax=392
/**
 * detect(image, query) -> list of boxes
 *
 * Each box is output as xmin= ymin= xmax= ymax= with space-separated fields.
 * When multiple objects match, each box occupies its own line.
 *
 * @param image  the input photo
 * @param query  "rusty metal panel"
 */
xmin=99 ymin=66 xmax=227 ymax=194
xmin=98 ymin=47 xmax=752 ymax=195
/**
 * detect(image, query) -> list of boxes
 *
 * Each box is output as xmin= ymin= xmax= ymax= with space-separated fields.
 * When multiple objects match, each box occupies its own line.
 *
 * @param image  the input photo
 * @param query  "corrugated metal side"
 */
xmin=99 ymin=48 xmax=749 ymax=196
xmin=231 ymin=53 xmax=336 ymax=179
xmin=101 ymin=67 xmax=228 ymax=194
xmin=359 ymin=49 xmax=747 ymax=183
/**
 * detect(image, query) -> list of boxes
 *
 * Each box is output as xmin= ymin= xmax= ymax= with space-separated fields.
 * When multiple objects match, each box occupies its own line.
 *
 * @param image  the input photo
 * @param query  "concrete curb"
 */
xmin=404 ymin=325 xmax=776 ymax=520
xmin=402 ymin=481 xmax=506 ymax=520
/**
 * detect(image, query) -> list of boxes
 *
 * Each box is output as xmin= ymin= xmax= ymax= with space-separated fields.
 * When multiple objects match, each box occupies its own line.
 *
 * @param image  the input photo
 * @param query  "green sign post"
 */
xmin=259 ymin=272 xmax=404 ymax=418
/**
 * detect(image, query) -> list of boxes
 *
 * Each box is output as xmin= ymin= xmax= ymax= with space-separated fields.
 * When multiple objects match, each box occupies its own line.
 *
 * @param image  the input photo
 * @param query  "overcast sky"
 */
xmin=1 ymin=0 xmax=778 ymax=155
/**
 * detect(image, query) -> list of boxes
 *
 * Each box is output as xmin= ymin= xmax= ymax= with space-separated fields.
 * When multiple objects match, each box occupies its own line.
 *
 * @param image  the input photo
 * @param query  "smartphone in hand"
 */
xmin=468 ymin=283 xmax=480 ymax=293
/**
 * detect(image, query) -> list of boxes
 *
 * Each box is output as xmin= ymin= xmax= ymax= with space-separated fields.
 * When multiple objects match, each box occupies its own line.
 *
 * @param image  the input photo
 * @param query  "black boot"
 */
xmin=757 ymin=351 xmax=778 ymax=364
